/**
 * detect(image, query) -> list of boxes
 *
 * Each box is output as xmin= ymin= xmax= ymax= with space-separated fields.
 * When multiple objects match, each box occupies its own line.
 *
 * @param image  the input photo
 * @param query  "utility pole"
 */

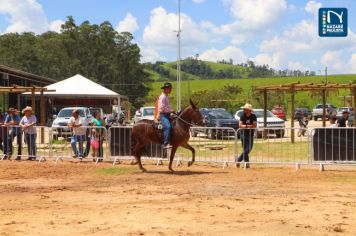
xmin=176 ymin=0 xmax=182 ymax=111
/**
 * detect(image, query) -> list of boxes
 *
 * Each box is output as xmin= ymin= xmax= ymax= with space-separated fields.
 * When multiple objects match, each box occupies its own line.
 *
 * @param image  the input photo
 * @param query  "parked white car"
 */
xmin=134 ymin=107 xmax=155 ymax=123
xmin=234 ymin=109 xmax=286 ymax=138
xmin=89 ymin=107 xmax=104 ymax=118
xmin=52 ymin=107 xmax=92 ymax=140
xmin=335 ymin=107 xmax=354 ymax=119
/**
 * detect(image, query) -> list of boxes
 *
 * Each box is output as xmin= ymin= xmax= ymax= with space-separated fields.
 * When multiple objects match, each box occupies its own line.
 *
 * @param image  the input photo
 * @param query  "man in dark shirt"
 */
xmin=4 ymin=107 xmax=22 ymax=160
xmin=337 ymin=111 xmax=349 ymax=127
xmin=235 ymin=104 xmax=257 ymax=168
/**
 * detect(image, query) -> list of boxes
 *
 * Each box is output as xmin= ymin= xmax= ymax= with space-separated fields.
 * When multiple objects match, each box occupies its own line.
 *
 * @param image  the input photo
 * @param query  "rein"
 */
xmin=173 ymin=112 xmax=197 ymax=127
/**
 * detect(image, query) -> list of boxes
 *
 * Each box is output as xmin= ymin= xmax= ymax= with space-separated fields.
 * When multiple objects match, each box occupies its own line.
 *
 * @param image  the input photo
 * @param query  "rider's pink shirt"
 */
xmin=158 ymin=92 xmax=172 ymax=114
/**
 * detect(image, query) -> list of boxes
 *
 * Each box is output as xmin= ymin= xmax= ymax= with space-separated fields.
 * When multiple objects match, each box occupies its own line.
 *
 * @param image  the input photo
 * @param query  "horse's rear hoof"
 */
xmin=188 ymin=161 xmax=194 ymax=167
xmin=169 ymin=168 xmax=174 ymax=173
xmin=140 ymin=168 xmax=147 ymax=173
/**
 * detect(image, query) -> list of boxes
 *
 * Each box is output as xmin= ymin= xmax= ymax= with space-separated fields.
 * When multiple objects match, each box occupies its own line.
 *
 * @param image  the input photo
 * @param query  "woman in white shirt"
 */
xmin=19 ymin=106 xmax=37 ymax=160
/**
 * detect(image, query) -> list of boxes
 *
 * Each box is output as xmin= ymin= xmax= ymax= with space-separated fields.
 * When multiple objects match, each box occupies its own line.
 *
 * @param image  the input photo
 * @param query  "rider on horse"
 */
xmin=156 ymin=82 xmax=174 ymax=149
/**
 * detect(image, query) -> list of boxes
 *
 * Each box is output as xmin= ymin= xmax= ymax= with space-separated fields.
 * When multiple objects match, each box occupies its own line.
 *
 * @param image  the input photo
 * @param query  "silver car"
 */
xmin=52 ymin=107 xmax=92 ymax=140
xmin=336 ymin=107 xmax=354 ymax=119
xmin=134 ymin=107 xmax=155 ymax=123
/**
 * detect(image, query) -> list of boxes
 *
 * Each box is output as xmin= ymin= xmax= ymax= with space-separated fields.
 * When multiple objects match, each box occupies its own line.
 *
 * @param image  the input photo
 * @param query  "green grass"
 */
xmin=203 ymin=61 xmax=250 ymax=77
xmin=148 ymin=74 xmax=356 ymax=110
xmin=144 ymin=68 xmax=161 ymax=81
xmin=176 ymin=138 xmax=309 ymax=163
xmin=52 ymin=139 xmax=67 ymax=145
xmin=94 ymin=167 xmax=137 ymax=175
xmin=164 ymin=60 xmax=250 ymax=78
xmin=162 ymin=63 xmax=201 ymax=81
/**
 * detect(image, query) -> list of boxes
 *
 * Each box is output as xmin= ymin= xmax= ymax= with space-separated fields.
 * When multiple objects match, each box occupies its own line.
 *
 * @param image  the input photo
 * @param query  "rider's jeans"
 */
xmin=160 ymin=114 xmax=171 ymax=145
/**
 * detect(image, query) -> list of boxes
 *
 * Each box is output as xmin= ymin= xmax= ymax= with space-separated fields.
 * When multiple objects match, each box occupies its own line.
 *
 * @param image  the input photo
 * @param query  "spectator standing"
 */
xmin=329 ymin=116 xmax=337 ymax=127
xmin=4 ymin=107 xmax=22 ymax=160
xmin=68 ymin=109 xmax=86 ymax=159
xmin=92 ymin=112 xmax=106 ymax=161
xmin=337 ymin=111 xmax=349 ymax=127
xmin=235 ymin=104 xmax=257 ymax=168
xmin=0 ymin=111 xmax=5 ymax=152
xmin=90 ymin=129 xmax=100 ymax=158
xmin=19 ymin=106 xmax=37 ymax=160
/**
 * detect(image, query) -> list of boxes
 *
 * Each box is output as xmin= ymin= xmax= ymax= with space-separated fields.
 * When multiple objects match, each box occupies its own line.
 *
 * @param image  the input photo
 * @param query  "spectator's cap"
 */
xmin=161 ymin=82 xmax=172 ymax=89
xmin=342 ymin=111 xmax=349 ymax=114
xmin=242 ymin=103 xmax=253 ymax=111
xmin=8 ymin=107 xmax=16 ymax=112
xmin=22 ymin=106 xmax=33 ymax=114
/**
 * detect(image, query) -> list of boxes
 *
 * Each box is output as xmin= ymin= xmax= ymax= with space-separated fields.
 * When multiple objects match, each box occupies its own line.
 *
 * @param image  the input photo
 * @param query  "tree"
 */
xmin=191 ymin=84 xmax=243 ymax=113
xmin=0 ymin=16 xmax=152 ymax=108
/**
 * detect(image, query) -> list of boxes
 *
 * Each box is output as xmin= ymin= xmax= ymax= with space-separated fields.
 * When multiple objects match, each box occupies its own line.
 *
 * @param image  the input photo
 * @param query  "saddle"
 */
xmin=152 ymin=121 xmax=164 ymax=138
xmin=152 ymin=115 xmax=175 ymax=139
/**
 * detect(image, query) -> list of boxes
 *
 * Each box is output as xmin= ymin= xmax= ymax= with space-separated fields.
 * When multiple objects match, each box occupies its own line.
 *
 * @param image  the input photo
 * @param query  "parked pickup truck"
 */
xmin=312 ymin=104 xmax=337 ymax=121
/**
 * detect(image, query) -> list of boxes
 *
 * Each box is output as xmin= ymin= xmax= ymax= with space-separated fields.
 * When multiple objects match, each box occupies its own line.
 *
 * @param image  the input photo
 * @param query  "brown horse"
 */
xmin=131 ymin=99 xmax=203 ymax=172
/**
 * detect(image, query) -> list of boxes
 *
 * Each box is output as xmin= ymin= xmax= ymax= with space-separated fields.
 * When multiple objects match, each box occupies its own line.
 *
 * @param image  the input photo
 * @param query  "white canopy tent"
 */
xmin=31 ymin=74 xmax=119 ymax=98
xmin=22 ymin=74 xmax=124 ymax=116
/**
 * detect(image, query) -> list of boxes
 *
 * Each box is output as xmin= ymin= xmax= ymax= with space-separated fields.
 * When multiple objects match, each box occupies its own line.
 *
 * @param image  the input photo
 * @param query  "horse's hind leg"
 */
xmin=133 ymin=142 xmax=147 ymax=172
xmin=182 ymin=143 xmax=195 ymax=167
xmin=168 ymin=146 xmax=178 ymax=172
xmin=136 ymin=153 xmax=146 ymax=172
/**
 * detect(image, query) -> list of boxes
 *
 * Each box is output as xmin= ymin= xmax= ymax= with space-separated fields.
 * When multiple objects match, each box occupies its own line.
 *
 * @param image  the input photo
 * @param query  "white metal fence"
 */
xmin=50 ymin=126 xmax=109 ymax=164
xmin=310 ymin=127 xmax=356 ymax=170
xmin=176 ymin=127 xmax=237 ymax=168
xmin=241 ymin=128 xmax=310 ymax=168
xmin=108 ymin=126 xmax=165 ymax=165
xmin=0 ymin=126 xmax=51 ymax=162
xmin=0 ymin=125 xmax=355 ymax=171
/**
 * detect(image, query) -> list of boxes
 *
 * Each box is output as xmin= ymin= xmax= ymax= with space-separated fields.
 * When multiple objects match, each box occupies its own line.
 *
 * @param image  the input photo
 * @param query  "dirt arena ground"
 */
xmin=1 ymin=161 xmax=356 ymax=236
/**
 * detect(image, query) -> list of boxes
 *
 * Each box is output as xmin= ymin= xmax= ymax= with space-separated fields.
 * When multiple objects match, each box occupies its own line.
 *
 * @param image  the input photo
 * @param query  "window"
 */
xmin=58 ymin=109 xmax=85 ymax=118
xmin=208 ymin=110 xmax=234 ymax=119
xmin=253 ymin=110 xmax=274 ymax=118
xmin=143 ymin=108 xmax=155 ymax=116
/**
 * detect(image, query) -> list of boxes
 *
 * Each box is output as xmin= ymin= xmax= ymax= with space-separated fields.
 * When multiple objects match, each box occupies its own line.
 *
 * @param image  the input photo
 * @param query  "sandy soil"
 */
xmin=1 ymin=161 xmax=356 ymax=236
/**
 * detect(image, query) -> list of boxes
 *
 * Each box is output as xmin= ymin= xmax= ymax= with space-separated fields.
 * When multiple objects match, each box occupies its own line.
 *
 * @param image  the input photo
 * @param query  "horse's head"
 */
xmin=186 ymin=99 xmax=204 ymax=126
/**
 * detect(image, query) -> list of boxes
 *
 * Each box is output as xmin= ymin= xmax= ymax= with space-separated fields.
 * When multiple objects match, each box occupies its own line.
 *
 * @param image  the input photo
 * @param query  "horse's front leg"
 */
xmin=182 ymin=143 xmax=195 ymax=167
xmin=168 ymin=146 xmax=178 ymax=172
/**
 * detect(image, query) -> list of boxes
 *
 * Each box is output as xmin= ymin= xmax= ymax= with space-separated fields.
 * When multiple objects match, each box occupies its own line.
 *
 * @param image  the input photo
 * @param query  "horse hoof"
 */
xmin=188 ymin=161 xmax=194 ymax=167
xmin=140 ymin=168 xmax=147 ymax=173
xmin=169 ymin=168 xmax=174 ymax=173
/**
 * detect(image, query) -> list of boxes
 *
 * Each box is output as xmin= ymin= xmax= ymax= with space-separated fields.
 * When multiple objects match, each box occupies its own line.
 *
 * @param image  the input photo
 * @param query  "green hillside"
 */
xmin=147 ymin=74 xmax=356 ymax=112
xmin=145 ymin=59 xmax=271 ymax=81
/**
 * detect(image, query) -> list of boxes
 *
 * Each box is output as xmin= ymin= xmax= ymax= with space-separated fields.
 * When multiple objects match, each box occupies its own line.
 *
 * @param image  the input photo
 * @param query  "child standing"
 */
xmin=90 ymin=129 xmax=100 ymax=160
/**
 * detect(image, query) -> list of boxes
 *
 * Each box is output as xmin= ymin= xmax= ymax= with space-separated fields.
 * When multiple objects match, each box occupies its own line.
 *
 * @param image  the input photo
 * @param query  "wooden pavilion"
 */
xmin=256 ymin=82 xmax=356 ymax=142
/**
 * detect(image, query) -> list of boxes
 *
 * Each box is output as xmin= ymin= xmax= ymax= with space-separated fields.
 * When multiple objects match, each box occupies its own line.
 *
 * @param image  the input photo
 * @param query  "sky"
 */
xmin=0 ymin=0 xmax=355 ymax=74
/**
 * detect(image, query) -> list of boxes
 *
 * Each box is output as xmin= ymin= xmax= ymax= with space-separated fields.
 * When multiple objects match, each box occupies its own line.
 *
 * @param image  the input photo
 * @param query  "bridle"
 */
xmin=173 ymin=111 xmax=200 ymax=127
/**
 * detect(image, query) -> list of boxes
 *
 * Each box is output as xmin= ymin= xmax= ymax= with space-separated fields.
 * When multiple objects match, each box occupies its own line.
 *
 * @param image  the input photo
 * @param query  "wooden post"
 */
xmin=40 ymin=91 xmax=45 ymax=144
xmin=322 ymin=89 xmax=326 ymax=127
xmin=291 ymin=86 xmax=295 ymax=143
xmin=263 ymin=89 xmax=267 ymax=139
xmin=31 ymin=88 xmax=35 ymax=113
xmin=353 ymin=87 xmax=356 ymax=121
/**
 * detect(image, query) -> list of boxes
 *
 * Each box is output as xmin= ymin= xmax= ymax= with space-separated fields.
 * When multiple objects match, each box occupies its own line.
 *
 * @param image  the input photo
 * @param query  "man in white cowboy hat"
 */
xmin=235 ymin=103 xmax=257 ymax=168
